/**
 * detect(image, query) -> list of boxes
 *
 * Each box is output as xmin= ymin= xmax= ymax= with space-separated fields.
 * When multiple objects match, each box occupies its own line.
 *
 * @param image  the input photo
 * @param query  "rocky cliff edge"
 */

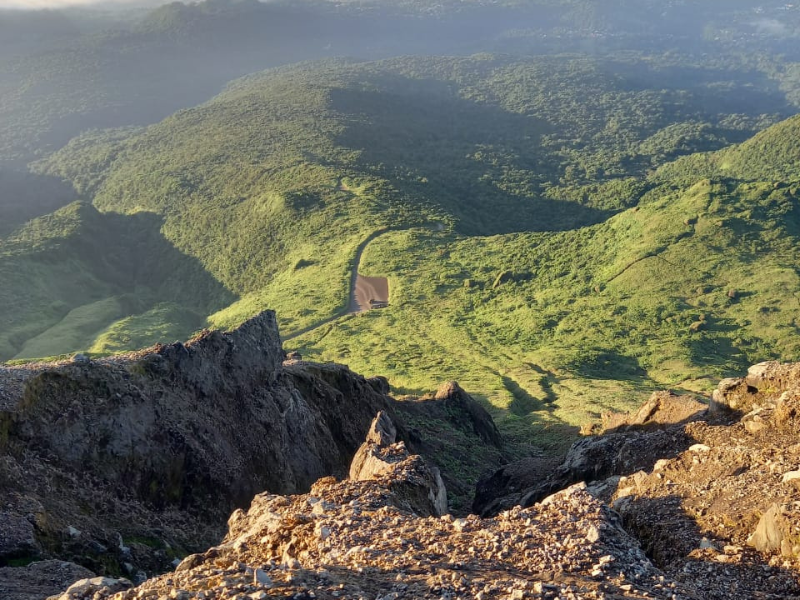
xmin=0 ymin=312 xmax=503 ymax=597
xmin=51 ymin=412 xmax=702 ymax=600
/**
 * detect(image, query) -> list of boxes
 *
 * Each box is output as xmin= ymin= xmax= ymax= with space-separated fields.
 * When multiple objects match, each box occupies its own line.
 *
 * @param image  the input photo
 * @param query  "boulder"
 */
xmin=48 ymin=576 xmax=132 ymax=600
xmin=711 ymin=361 xmax=800 ymax=415
xmin=748 ymin=503 xmax=800 ymax=557
xmin=0 ymin=512 xmax=40 ymax=562
xmin=601 ymin=391 xmax=706 ymax=432
xmin=350 ymin=412 xmax=447 ymax=516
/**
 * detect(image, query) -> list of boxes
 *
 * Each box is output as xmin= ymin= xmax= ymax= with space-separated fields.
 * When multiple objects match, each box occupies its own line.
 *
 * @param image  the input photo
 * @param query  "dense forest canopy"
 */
xmin=2 ymin=0 xmax=800 ymax=446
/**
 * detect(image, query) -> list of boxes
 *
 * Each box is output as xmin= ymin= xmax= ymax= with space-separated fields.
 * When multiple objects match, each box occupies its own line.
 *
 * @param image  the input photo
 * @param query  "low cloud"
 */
xmin=752 ymin=18 xmax=790 ymax=36
xmin=1 ymin=0 xmax=161 ymax=8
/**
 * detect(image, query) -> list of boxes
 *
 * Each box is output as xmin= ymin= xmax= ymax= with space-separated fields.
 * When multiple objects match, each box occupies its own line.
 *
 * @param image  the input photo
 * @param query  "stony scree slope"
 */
xmin=477 ymin=361 xmax=800 ymax=598
xmin=55 ymin=417 xmax=698 ymax=600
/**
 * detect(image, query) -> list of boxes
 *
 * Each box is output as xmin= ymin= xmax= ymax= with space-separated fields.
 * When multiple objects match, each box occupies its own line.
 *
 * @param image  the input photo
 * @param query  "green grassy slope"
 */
xmin=6 ymin=54 xmax=800 ymax=449
xmin=29 ymin=54 xmax=779 ymax=359
xmin=0 ymin=202 xmax=232 ymax=360
xmin=290 ymin=177 xmax=800 ymax=446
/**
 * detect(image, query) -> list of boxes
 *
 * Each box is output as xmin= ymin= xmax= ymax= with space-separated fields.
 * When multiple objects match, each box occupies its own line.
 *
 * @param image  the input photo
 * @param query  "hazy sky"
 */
xmin=0 ymin=0 xmax=162 ymax=8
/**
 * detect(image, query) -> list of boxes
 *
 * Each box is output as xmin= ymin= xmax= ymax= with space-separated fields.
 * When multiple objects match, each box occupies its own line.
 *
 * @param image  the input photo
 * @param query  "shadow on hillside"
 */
xmin=619 ymin=63 xmax=795 ymax=126
xmin=331 ymin=81 xmax=615 ymax=235
xmin=503 ymin=375 xmax=556 ymax=417
xmin=686 ymin=318 xmax=747 ymax=373
xmin=85 ymin=209 xmax=237 ymax=314
xmin=3 ymin=204 xmax=236 ymax=360
xmin=0 ymin=169 xmax=78 ymax=236
xmin=571 ymin=349 xmax=648 ymax=381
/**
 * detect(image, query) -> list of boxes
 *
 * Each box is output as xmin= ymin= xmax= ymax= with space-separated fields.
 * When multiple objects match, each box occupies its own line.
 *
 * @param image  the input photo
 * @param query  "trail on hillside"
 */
xmin=282 ymin=226 xmax=394 ymax=341
xmin=283 ymin=223 xmax=444 ymax=341
xmin=283 ymin=180 xmax=444 ymax=342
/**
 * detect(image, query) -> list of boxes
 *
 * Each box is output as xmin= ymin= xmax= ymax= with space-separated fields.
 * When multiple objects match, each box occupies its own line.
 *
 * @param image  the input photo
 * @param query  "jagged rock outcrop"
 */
xmin=0 ymin=311 xmax=505 ymax=592
xmin=349 ymin=412 xmax=448 ymax=516
xmin=474 ymin=392 xmax=708 ymax=517
xmin=478 ymin=362 xmax=800 ymax=598
xmin=431 ymin=381 xmax=503 ymax=446
xmin=394 ymin=380 xmax=505 ymax=512
xmin=67 ymin=448 xmax=699 ymax=600
xmin=0 ymin=312 xmax=401 ymax=575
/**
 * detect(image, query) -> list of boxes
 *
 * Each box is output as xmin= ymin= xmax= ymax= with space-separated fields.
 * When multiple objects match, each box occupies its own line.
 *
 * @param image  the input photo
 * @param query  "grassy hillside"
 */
xmin=291 ymin=177 xmax=800 ymax=446
xmin=28 ymin=54 xmax=782 ymax=349
xmin=6 ymin=54 xmax=800 ymax=450
xmin=657 ymin=114 xmax=800 ymax=184
xmin=0 ymin=202 xmax=232 ymax=360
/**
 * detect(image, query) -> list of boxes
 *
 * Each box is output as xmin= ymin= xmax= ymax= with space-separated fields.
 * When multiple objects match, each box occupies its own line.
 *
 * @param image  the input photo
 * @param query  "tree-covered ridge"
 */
xmin=657 ymin=113 xmax=800 ymax=184
xmin=2 ymin=0 xmax=800 ymax=170
xmin=40 ymin=54 xmax=791 ymax=224
xmin=3 ymin=52 xmax=800 ymax=449
xmin=26 ymin=53 xmax=786 ymax=347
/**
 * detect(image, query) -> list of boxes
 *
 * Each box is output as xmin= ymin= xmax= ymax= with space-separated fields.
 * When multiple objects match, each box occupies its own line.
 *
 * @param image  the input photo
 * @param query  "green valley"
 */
xmin=3 ymin=0 xmax=800 ymax=455
xmin=1 ymin=50 xmax=796 ymax=451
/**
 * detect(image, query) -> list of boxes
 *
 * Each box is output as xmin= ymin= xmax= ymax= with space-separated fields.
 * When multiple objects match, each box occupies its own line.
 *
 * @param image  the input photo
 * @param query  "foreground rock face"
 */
xmin=0 ymin=312 xmax=502 ymax=584
xmin=479 ymin=363 xmax=800 ymax=598
xmin=474 ymin=392 xmax=708 ymax=517
xmin=9 ymin=313 xmax=800 ymax=600
xmin=76 ymin=457 xmax=697 ymax=600
xmin=41 ymin=361 xmax=800 ymax=600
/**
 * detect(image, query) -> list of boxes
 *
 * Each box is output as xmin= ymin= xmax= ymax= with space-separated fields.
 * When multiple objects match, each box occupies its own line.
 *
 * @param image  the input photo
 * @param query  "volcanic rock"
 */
xmin=73 ymin=455 xmax=698 ymax=600
xmin=474 ymin=391 xmax=706 ymax=517
xmin=0 ymin=311 xmax=504 ymax=587
xmin=0 ymin=560 xmax=94 ymax=600
xmin=350 ymin=412 xmax=447 ymax=516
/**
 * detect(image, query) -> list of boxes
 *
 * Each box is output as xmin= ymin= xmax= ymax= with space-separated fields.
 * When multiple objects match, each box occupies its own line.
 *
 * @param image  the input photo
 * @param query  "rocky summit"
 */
xmin=3 ymin=315 xmax=800 ymax=599
xmin=49 ymin=416 xmax=697 ymax=600
xmin=0 ymin=312 xmax=502 ymax=599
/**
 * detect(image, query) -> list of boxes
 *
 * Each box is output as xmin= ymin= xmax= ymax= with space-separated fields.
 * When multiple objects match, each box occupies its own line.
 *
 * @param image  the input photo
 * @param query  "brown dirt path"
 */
xmin=283 ymin=219 xmax=444 ymax=341
xmin=350 ymin=274 xmax=389 ymax=313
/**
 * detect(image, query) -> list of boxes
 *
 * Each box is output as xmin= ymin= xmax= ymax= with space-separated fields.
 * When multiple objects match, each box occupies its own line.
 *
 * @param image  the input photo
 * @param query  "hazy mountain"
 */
xmin=1 ymin=0 xmax=799 ymax=451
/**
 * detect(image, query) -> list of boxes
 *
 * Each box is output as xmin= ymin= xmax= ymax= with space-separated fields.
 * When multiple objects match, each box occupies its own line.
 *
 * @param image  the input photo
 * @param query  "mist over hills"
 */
xmin=2 ymin=0 xmax=800 ymax=167
xmin=1 ymin=0 xmax=800 ymax=446
xmin=4 ymin=1 xmax=800 ymax=596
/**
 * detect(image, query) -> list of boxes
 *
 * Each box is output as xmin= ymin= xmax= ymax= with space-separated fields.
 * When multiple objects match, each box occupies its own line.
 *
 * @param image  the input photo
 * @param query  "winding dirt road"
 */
xmin=282 ymin=227 xmax=394 ymax=341
xmin=283 ymin=220 xmax=444 ymax=342
xmin=282 ymin=179 xmax=445 ymax=342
